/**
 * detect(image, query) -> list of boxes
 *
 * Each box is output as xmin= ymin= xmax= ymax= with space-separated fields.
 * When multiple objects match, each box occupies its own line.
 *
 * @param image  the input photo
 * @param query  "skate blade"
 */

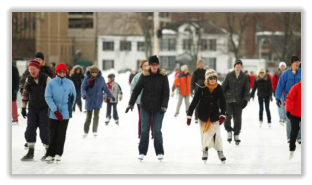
xmin=56 ymin=160 xmax=60 ymax=164
xmin=222 ymin=161 xmax=226 ymax=164
xmin=204 ymin=160 xmax=207 ymax=164
xmin=46 ymin=161 xmax=53 ymax=164
xmin=21 ymin=159 xmax=34 ymax=162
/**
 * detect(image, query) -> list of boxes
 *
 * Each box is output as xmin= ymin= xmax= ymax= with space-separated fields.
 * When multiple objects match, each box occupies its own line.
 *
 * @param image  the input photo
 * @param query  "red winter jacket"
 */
xmin=286 ymin=82 xmax=301 ymax=118
xmin=249 ymin=75 xmax=256 ymax=89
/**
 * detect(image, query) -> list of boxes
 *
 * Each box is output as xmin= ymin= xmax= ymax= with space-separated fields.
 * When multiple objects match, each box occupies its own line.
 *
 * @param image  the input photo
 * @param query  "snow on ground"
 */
xmin=11 ymin=71 xmax=301 ymax=174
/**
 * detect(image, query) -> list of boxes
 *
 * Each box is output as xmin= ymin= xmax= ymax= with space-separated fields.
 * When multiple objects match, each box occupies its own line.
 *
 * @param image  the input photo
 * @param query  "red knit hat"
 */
xmin=28 ymin=59 xmax=41 ymax=70
xmin=55 ymin=64 xmax=68 ymax=75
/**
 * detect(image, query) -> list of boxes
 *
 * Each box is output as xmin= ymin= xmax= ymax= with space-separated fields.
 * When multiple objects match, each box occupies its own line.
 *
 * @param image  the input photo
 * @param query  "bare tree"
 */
xmin=224 ymin=12 xmax=256 ymax=60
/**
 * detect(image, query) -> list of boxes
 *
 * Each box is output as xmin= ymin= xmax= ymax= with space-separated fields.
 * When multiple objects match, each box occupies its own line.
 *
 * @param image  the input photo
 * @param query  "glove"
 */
xmin=21 ymin=108 xmax=27 ymax=119
xmin=219 ymin=115 xmax=226 ymax=125
xmin=112 ymin=97 xmax=116 ymax=101
xmin=276 ymin=99 xmax=281 ymax=107
xmin=287 ymin=112 xmax=292 ymax=120
xmin=82 ymin=95 xmax=86 ymax=100
xmin=13 ymin=89 xmax=18 ymax=94
xmin=171 ymin=91 xmax=175 ymax=97
xmin=161 ymin=107 xmax=167 ymax=113
xmin=242 ymin=101 xmax=248 ymax=109
xmin=187 ymin=118 xmax=191 ymax=126
xmin=125 ymin=104 xmax=134 ymax=113
xmin=270 ymin=96 xmax=273 ymax=102
xmin=54 ymin=111 xmax=63 ymax=121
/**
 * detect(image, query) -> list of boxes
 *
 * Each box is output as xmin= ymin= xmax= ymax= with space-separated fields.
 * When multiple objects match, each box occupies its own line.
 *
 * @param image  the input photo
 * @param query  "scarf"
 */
xmin=201 ymin=81 xmax=218 ymax=132
xmin=87 ymin=77 xmax=96 ymax=89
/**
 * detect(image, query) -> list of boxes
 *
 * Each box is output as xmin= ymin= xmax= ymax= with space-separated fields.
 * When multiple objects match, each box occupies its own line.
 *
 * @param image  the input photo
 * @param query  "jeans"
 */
xmin=224 ymin=102 xmax=243 ymax=136
xmin=137 ymin=104 xmax=154 ymax=139
xmin=285 ymin=106 xmax=301 ymax=140
xmin=46 ymin=119 xmax=69 ymax=157
xmin=106 ymin=102 xmax=119 ymax=120
xmin=258 ymin=96 xmax=271 ymax=123
xmin=76 ymin=90 xmax=82 ymax=109
xmin=277 ymin=94 xmax=286 ymax=121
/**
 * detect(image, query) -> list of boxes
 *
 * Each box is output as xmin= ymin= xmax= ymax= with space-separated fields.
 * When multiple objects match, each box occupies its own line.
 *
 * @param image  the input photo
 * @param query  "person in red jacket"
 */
xmin=249 ymin=71 xmax=257 ymax=90
xmin=286 ymin=81 xmax=301 ymax=159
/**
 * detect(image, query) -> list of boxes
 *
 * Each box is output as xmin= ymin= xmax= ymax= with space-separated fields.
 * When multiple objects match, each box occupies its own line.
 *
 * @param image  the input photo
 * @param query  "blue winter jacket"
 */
xmin=45 ymin=76 xmax=76 ymax=120
xmin=275 ymin=68 xmax=301 ymax=101
xmin=130 ymin=72 xmax=143 ymax=105
xmin=81 ymin=70 xmax=114 ymax=110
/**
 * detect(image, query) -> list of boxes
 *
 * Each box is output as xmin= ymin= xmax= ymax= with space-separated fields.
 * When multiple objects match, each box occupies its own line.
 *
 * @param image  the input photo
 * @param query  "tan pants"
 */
xmin=199 ymin=120 xmax=223 ymax=152
xmin=175 ymin=95 xmax=190 ymax=115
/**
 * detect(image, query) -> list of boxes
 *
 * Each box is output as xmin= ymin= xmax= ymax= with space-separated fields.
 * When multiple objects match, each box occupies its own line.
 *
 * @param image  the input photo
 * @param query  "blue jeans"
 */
xmin=139 ymin=108 xmax=164 ymax=155
xmin=106 ymin=102 xmax=119 ymax=120
xmin=277 ymin=94 xmax=286 ymax=121
xmin=285 ymin=105 xmax=301 ymax=140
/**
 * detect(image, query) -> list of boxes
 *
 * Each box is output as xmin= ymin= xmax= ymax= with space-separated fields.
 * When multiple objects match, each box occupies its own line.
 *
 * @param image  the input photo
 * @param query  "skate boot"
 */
xmin=202 ymin=148 xmax=208 ymax=163
xmin=79 ymin=106 xmax=82 ymax=112
xmin=105 ymin=116 xmax=111 ymax=125
xmin=115 ymin=120 xmax=119 ymax=126
xmin=21 ymin=143 xmax=34 ymax=161
xmin=234 ymin=135 xmax=241 ymax=145
xmin=12 ymin=120 xmax=18 ymax=125
xmin=46 ymin=156 xmax=54 ymax=164
xmin=227 ymin=132 xmax=232 ymax=143
xmin=83 ymin=133 xmax=88 ymax=138
xmin=217 ymin=151 xmax=226 ymax=164
xmin=297 ymin=139 xmax=301 ymax=145
xmin=259 ymin=120 xmax=263 ymax=128
xmin=24 ymin=143 xmax=28 ymax=150
xmin=157 ymin=154 xmax=164 ymax=162
xmin=93 ymin=132 xmax=97 ymax=138
xmin=268 ymin=122 xmax=271 ymax=128
xmin=174 ymin=113 xmax=178 ymax=117
xmin=287 ymin=139 xmax=290 ymax=143
xmin=279 ymin=120 xmax=285 ymax=126
xmin=289 ymin=151 xmax=294 ymax=160
xmin=55 ymin=155 xmax=61 ymax=163
xmin=138 ymin=154 xmax=145 ymax=162
xmin=41 ymin=144 xmax=49 ymax=161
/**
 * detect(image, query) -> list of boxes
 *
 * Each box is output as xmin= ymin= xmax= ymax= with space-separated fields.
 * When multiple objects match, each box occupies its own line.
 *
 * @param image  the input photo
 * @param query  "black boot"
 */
xmin=79 ymin=106 xmax=82 ymax=112
xmin=21 ymin=144 xmax=34 ymax=161
xmin=41 ymin=144 xmax=49 ymax=161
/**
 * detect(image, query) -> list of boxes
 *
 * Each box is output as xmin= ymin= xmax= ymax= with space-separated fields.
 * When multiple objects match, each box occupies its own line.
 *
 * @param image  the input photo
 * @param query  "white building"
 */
xmin=98 ymin=22 xmax=236 ymax=75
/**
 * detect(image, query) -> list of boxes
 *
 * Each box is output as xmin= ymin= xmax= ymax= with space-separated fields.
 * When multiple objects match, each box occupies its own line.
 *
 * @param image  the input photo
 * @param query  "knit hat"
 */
xmin=180 ymin=65 xmax=188 ymax=72
xmin=35 ymin=52 xmax=44 ymax=60
xmin=234 ymin=59 xmax=243 ymax=67
xmin=89 ymin=65 xmax=99 ymax=73
xmin=149 ymin=55 xmax=160 ymax=65
xmin=28 ymin=59 xmax=41 ymax=70
xmin=291 ymin=56 xmax=300 ymax=63
xmin=205 ymin=69 xmax=218 ymax=80
xmin=258 ymin=68 xmax=266 ymax=76
xmin=55 ymin=64 xmax=68 ymax=75
xmin=108 ymin=73 xmax=115 ymax=80
xmin=279 ymin=61 xmax=286 ymax=68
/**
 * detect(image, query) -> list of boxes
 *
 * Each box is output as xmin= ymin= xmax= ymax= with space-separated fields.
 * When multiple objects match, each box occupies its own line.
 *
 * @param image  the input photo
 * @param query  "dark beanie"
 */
xmin=291 ymin=56 xmax=300 ymax=63
xmin=149 ymin=55 xmax=160 ymax=65
xmin=35 ymin=52 xmax=44 ymax=60
xmin=234 ymin=59 xmax=243 ymax=67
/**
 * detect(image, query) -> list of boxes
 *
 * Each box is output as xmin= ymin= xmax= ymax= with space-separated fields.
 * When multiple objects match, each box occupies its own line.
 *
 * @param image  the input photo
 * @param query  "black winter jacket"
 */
xmin=191 ymin=68 xmax=206 ymax=93
xmin=250 ymin=75 xmax=272 ymax=98
xmin=12 ymin=66 xmax=20 ymax=101
xmin=71 ymin=67 xmax=85 ymax=91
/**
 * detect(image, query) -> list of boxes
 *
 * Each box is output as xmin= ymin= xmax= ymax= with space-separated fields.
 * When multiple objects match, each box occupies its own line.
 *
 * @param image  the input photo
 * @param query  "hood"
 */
xmin=86 ymin=70 xmax=102 ymax=78
xmin=73 ymin=65 xmax=84 ymax=74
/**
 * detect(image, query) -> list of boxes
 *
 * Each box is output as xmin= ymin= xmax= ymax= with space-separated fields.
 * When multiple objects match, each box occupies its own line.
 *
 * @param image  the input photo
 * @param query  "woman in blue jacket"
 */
xmin=81 ymin=65 xmax=114 ymax=138
xmin=44 ymin=64 xmax=76 ymax=163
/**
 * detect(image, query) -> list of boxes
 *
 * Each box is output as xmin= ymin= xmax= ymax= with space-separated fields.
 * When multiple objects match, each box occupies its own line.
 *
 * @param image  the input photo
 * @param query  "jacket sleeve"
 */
xmin=250 ymin=80 xmax=258 ymax=98
xmin=275 ymin=71 xmax=286 ymax=100
xmin=117 ymin=83 xmax=123 ymax=99
xmin=268 ymin=77 xmax=273 ymax=97
xmin=243 ymin=75 xmax=250 ymax=101
xmin=130 ymin=74 xmax=139 ymax=95
xmin=173 ymin=76 xmax=179 ymax=91
xmin=161 ymin=76 xmax=170 ymax=108
xmin=272 ymin=73 xmax=277 ymax=92
xmin=13 ymin=67 xmax=20 ymax=91
xmin=81 ymin=77 xmax=88 ymax=97
xmin=129 ymin=75 xmax=144 ymax=106
xmin=190 ymin=71 xmax=196 ymax=93
xmin=286 ymin=84 xmax=297 ymax=113
xmin=187 ymin=86 xmax=202 ymax=117
xmin=71 ymin=81 xmax=76 ymax=108
xmin=221 ymin=73 xmax=229 ymax=93
xmin=19 ymin=69 xmax=29 ymax=89
xmin=44 ymin=82 xmax=58 ymax=112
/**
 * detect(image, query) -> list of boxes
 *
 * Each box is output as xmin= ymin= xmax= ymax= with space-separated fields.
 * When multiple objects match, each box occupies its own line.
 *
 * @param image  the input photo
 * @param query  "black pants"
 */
xmin=224 ymin=102 xmax=242 ymax=135
xmin=258 ymin=96 xmax=271 ymax=123
xmin=24 ymin=106 xmax=49 ymax=145
xmin=289 ymin=116 xmax=301 ymax=151
xmin=46 ymin=119 xmax=69 ymax=157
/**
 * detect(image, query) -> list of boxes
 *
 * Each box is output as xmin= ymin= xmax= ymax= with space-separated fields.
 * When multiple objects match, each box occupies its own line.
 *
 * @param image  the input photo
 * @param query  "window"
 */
xmin=137 ymin=42 xmax=145 ymax=51
xmin=160 ymin=39 xmax=176 ymax=51
xmin=201 ymin=39 xmax=208 ymax=50
xmin=183 ymin=39 xmax=192 ymax=50
xmin=159 ymin=12 xmax=169 ymax=18
xmin=208 ymin=39 xmax=217 ymax=51
xmin=68 ymin=18 xmax=93 ymax=28
xmin=103 ymin=42 xmax=114 ymax=51
xmin=159 ymin=56 xmax=176 ymax=70
xmin=102 ymin=60 xmax=114 ymax=70
xmin=202 ymin=58 xmax=216 ymax=70
xmin=120 ymin=41 xmax=131 ymax=51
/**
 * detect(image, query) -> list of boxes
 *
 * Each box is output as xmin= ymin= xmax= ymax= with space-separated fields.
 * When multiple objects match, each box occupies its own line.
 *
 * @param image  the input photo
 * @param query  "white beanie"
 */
xmin=279 ymin=61 xmax=286 ymax=68
xmin=205 ymin=69 xmax=218 ymax=80
xmin=180 ymin=65 xmax=188 ymax=72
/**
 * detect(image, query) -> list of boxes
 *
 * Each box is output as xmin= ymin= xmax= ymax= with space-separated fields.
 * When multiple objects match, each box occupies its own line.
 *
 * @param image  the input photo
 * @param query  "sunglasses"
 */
xmin=151 ymin=63 xmax=159 ymax=67
xmin=208 ymin=77 xmax=217 ymax=80
xmin=57 ymin=70 xmax=67 ymax=74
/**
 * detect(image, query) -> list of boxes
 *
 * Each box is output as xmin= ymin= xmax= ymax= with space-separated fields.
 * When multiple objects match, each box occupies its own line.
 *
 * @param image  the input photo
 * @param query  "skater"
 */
xmin=130 ymin=60 xmax=154 ymax=140
xmin=129 ymin=68 xmax=137 ymax=85
xmin=44 ymin=64 xmax=76 ymax=163
xmin=12 ymin=65 xmax=19 ymax=124
xmin=126 ymin=55 xmax=169 ymax=161
xmin=187 ymin=69 xmax=227 ymax=163
xmin=19 ymin=52 xmax=53 ymax=94
xmin=275 ymin=56 xmax=301 ymax=143
xmin=190 ymin=59 xmax=206 ymax=123
xmin=81 ymin=65 xmax=114 ymax=138
xmin=250 ymin=68 xmax=273 ymax=128
xmin=222 ymin=59 xmax=250 ymax=145
xmin=20 ymin=59 xmax=51 ymax=161
xmin=104 ymin=74 xmax=123 ymax=125
xmin=70 ymin=65 xmax=85 ymax=112
xmin=286 ymin=81 xmax=301 ymax=159
xmin=172 ymin=65 xmax=191 ymax=117
xmin=272 ymin=61 xmax=287 ymax=126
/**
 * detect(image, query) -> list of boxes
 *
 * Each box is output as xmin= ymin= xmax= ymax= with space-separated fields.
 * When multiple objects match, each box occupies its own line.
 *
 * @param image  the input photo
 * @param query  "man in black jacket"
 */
xmin=222 ymin=59 xmax=250 ymax=145
xmin=190 ymin=59 xmax=206 ymax=123
xmin=70 ymin=65 xmax=85 ymax=112
xmin=126 ymin=55 xmax=169 ymax=161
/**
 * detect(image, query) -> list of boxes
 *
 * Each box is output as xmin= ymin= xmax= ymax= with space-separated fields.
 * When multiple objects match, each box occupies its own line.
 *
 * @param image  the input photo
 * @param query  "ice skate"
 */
xmin=259 ymin=121 xmax=263 ymax=128
xmin=157 ymin=154 xmax=164 ymax=162
xmin=24 ymin=143 xmax=28 ymax=150
xmin=55 ymin=155 xmax=61 ymax=163
xmin=115 ymin=120 xmax=119 ymax=126
xmin=174 ymin=113 xmax=178 ymax=117
xmin=105 ymin=116 xmax=111 ymax=125
xmin=227 ymin=132 xmax=232 ymax=143
xmin=287 ymin=139 xmax=290 ymax=143
xmin=12 ymin=120 xmax=18 ymax=125
xmin=297 ymin=139 xmax=301 ymax=145
xmin=217 ymin=151 xmax=226 ymax=164
xmin=195 ymin=119 xmax=198 ymax=124
xmin=41 ymin=144 xmax=49 ymax=161
xmin=83 ymin=133 xmax=88 ymax=138
xmin=234 ymin=135 xmax=241 ymax=145
xmin=268 ymin=123 xmax=271 ymax=128
xmin=279 ymin=120 xmax=285 ymax=126
xmin=202 ymin=148 xmax=208 ymax=163
xmin=138 ymin=154 xmax=144 ymax=162
xmin=289 ymin=151 xmax=294 ymax=160
xmin=45 ymin=156 xmax=54 ymax=164
xmin=93 ymin=132 xmax=97 ymax=138
xmin=21 ymin=146 xmax=34 ymax=161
